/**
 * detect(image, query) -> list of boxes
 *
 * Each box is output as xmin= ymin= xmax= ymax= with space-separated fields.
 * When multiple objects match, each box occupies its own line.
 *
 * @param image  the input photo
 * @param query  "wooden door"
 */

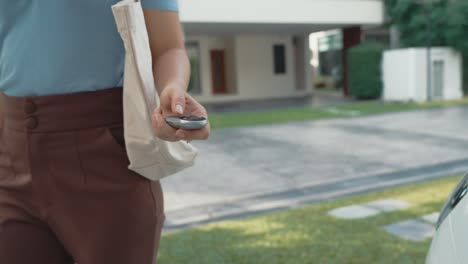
xmin=210 ymin=50 xmax=227 ymax=94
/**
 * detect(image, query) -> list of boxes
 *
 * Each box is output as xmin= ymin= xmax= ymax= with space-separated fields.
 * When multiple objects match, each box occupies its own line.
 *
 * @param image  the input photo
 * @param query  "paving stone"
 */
xmin=165 ymin=214 xmax=211 ymax=226
xmin=421 ymin=212 xmax=440 ymax=224
xmin=383 ymin=219 xmax=435 ymax=241
xmin=365 ymin=199 xmax=411 ymax=212
xmin=328 ymin=205 xmax=380 ymax=219
xmin=244 ymin=200 xmax=294 ymax=212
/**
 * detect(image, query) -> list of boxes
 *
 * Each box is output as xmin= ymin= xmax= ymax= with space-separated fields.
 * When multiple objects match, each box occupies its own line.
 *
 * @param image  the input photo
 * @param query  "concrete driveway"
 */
xmin=161 ymin=106 xmax=468 ymax=231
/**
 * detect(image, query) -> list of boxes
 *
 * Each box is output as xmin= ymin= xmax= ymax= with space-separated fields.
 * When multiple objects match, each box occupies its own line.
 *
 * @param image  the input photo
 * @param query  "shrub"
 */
xmin=463 ymin=54 xmax=468 ymax=95
xmin=445 ymin=0 xmax=468 ymax=94
xmin=347 ymin=43 xmax=386 ymax=99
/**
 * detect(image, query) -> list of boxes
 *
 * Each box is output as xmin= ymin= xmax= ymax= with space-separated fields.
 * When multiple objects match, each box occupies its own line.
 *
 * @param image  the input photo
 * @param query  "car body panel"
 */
xmin=446 ymin=193 xmax=468 ymax=263
xmin=426 ymin=213 xmax=459 ymax=264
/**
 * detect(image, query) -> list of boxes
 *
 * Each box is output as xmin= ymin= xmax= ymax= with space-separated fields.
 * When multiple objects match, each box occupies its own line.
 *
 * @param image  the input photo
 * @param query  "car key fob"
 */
xmin=165 ymin=115 xmax=208 ymax=130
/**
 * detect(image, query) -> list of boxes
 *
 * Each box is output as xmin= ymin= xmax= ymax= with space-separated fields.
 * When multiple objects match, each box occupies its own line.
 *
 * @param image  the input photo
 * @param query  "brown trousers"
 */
xmin=0 ymin=87 xmax=165 ymax=264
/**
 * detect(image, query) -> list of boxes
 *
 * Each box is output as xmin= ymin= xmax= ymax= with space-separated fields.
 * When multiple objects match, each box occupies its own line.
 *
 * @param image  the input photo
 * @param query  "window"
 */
xmin=318 ymin=34 xmax=343 ymax=76
xmin=318 ymin=34 xmax=342 ymax=52
xmin=273 ymin=44 xmax=286 ymax=74
xmin=185 ymin=41 xmax=202 ymax=95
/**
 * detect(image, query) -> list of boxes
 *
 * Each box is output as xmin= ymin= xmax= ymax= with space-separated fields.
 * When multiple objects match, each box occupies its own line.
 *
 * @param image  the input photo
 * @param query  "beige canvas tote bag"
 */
xmin=111 ymin=0 xmax=198 ymax=181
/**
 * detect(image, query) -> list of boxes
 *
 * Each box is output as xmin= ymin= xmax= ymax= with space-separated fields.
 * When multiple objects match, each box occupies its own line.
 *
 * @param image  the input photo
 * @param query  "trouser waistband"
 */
xmin=0 ymin=87 xmax=123 ymax=133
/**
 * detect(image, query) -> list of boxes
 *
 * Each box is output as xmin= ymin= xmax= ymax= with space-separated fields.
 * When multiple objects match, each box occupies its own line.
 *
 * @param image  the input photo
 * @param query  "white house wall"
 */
xmin=435 ymin=49 xmax=463 ymax=100
xmin=189 ymin=34 xmax=312 ymax=103
xmin=180 ymin=0 xmax=383 ymax=103
xmin=224 ymin=37 xmax=238 ymax=95
xmin=294 ymin=35 xmax=306 ymax=91
xmin=178 ymin=0 xmax=383 ymax=26
xmin=185 ymin=36 xmax=230 ymax=98
xmin=383 ymin=48 xmax=463 ymax=102
xmin=235 ymin=35 xmax=299 ymax=100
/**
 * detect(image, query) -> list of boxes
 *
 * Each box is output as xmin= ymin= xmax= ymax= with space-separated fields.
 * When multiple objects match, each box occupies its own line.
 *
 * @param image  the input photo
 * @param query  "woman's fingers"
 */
xmin=152 ymin=108 xmax=186 ymax=142
xmin=152 ymin=104 xmax=210 ymax=143
xmin=176 ymin=124 xmax=211 ymax=142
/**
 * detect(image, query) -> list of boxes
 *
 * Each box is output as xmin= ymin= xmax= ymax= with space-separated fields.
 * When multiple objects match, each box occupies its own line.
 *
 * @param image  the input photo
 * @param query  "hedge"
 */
xmin=347 ymin=43 xmax=386 ymax=99
xmin=464 ymin=54 xmax=468 ymax=95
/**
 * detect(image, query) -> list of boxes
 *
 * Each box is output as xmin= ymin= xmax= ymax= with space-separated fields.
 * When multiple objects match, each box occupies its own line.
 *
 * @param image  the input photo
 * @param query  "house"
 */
xmin=178 ymin=0 xmax=385 ymax=104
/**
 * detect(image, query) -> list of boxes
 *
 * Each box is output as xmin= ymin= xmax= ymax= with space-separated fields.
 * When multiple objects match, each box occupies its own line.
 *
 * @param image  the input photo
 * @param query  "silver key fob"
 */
xmin=165 ymin=115 xmax=208 ymax=130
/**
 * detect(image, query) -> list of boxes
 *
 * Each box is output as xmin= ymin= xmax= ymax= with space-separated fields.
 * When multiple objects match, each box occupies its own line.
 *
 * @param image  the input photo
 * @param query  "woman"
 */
xmin=0 ymin=0 xmax=210 ymax=263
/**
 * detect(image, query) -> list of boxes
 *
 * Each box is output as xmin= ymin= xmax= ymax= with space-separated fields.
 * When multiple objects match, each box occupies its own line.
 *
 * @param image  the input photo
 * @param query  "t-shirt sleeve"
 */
xmin=141 ymin=0 xmax=179 ymax=11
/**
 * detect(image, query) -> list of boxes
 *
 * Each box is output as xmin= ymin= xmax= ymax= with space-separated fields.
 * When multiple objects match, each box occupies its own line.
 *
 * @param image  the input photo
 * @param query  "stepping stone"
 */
xmin=328 ymin=205 xmax=380 ymax=219
xmin=421 ymin=212 xmax=440 ymax=225
xmin=383 ymin=219 xmax=435 ymax=242
xmin=366 ymin=199 xmax=411 ymax=212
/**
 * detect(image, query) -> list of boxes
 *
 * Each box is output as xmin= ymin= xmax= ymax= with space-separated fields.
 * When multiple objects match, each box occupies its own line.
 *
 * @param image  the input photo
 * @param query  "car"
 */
xmin=426 ymin=171 xmax=468 ymax=264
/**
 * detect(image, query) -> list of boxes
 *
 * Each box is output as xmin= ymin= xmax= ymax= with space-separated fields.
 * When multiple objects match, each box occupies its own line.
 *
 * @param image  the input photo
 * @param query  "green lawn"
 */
xmin=209 ymin=98 xmax=468 ymax=129
xmin=159 ymin=176 xmax=461 ymax=264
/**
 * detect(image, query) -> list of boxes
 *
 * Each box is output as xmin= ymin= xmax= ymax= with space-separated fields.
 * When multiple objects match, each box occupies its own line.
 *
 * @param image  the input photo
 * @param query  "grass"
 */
xmin=159 ymin=176 xmax=462 ymax=264
xmin=208 ymin=98 xmax=468 ymax=129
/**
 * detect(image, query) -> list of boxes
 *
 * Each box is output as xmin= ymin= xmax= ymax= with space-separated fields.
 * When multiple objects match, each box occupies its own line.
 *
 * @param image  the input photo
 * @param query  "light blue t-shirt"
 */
xmin=0 ymin=0 xmax=178 ymax=96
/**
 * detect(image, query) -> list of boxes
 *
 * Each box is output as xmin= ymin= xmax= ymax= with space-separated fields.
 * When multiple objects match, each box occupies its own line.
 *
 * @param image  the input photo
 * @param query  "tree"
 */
xmin=445 ymin=0 xmax=468 ymax=54
xmin=445 ymin=0 xmax=468 ymax=93
xmin=385 ymin=0 xmax=468 ymax=92
xmin=385 ymin=0 xmax=448 ymax=47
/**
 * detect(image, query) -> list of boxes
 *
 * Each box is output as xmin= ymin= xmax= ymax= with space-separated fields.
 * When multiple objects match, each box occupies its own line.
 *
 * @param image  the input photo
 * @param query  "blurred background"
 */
xmin=158 ymin=0 xmax=468 ymax=263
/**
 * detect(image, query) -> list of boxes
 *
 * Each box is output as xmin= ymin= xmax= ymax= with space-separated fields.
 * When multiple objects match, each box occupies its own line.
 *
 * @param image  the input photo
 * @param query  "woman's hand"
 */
xmin=152 ymin=85 xmax=210 ymax=142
